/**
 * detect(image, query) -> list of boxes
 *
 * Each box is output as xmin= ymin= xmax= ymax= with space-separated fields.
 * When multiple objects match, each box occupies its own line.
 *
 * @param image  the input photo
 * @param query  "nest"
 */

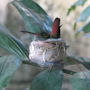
xmin=29 ymin=38 xmax=67 ymax=67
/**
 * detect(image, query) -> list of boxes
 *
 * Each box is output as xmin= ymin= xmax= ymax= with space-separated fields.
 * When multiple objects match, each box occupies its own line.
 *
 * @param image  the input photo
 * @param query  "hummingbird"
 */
xmin=50 ymin=17 xmax=62 ymax=38
xmin=21 ymin=17 xmax=62 ymax=39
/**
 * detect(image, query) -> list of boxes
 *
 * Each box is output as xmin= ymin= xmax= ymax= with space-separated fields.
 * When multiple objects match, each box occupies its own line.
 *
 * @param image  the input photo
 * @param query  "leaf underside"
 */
xmin=0 ymin=55 xmax=21 ymax=88
xmin=70 ymin=71 xmax=90 ymax=90
xmin=30 ymin=67 xmax=63 ymax=90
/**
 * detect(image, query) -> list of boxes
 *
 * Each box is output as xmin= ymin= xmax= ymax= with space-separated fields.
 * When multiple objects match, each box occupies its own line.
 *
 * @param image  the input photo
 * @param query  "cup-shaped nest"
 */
xmin=29 ymin=38 xmax=67 ymax=67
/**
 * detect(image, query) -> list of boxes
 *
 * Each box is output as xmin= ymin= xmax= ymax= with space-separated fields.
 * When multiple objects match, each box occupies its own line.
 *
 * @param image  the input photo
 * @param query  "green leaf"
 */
xmin=70 ymin=71 xmax=90 ymax=90
xmin=67 ymin=5 xmax=76 ymax=15
xmin=76 ymin=22 xmax=90 ymax=35
xmin=30 ymin=67 xmax=63 ymax=90
xmin=76 ymin=6 xmax=90 ymax=22
xmin=0 ymin=55 xmax=21 ymax=88
xmin=66 ymin=56 xmax=90 ymax=70
xmin=63 ymin=69 xmax=76 ymax=75
xmin=11 ymin=0 xmax=52 ymax=39
xmin=67 ymin=0 xmax=87 ymax=15
xmin=64 ymin=56 xmax=80 ymax=66
xmin=16 ymin=0 xmax=47 ymax=14
xmin=0 ymin=25 xmax=28 ymax=60
xmin=0 ymin=88 xmax=3 ymax=90
xmin=73 ymin=22 xmax=77 ymax=31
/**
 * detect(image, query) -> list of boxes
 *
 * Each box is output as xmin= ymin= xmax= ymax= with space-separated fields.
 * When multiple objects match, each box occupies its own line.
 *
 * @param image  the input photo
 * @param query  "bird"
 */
xmin=50 ymin=17 xmax=62 ymax=38
xmin=21 ymin=17 xmax=62 ymax=39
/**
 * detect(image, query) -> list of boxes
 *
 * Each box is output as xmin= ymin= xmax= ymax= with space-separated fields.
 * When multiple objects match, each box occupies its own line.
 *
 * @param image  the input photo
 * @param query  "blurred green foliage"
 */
xmin=67 ymin=0 xmax=90 ymax=37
